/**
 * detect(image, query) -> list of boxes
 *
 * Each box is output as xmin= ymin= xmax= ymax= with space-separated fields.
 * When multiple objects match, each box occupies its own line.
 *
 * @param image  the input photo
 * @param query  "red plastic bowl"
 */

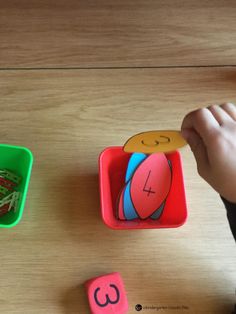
xmin=99 ymin=147 xmax=187 ymax=230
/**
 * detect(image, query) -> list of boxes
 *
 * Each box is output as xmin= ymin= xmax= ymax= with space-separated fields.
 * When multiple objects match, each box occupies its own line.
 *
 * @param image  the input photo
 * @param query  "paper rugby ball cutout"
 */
xmin=123 ymin=130 xmax=187 ymax=154
xmin=117 ymin=152 xmax=172 ymax=220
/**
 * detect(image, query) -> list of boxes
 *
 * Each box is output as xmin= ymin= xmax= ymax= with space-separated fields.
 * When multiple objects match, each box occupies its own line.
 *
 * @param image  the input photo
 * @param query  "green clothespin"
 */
xmin=3 ymin=170 xmax=21 ymax=185
xmin=0 ymin=186 xmax=8 ymax=196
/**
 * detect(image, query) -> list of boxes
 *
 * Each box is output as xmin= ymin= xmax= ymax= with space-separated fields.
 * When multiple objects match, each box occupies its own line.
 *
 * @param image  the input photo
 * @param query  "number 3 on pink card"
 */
xmin=85 ymin=272 xmax=128 ymax=314
xmin=94 ymin=284 xmax=120 ymax=307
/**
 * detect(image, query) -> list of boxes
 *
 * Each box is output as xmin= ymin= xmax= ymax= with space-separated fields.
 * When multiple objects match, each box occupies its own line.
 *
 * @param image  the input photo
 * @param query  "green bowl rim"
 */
xmin=0 ymin=144 xmax=33 ymax=228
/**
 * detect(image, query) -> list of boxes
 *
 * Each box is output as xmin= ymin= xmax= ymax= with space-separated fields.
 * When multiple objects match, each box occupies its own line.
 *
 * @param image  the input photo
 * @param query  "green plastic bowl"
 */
xmin=0 ymin=144 xmax=33 ymax=228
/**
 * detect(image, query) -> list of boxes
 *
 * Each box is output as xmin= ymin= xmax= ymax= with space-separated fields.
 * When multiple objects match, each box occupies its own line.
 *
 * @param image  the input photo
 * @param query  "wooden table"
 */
xmin=0 ymin=2 xmax=236 ymax=313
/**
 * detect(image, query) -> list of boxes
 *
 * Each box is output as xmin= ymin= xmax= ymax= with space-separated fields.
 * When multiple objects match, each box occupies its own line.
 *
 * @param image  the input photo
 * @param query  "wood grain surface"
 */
xmin=0 ymin=68 xmax=235 ymax=313
xmin=1 ymin=0 xmax=236 ymax=68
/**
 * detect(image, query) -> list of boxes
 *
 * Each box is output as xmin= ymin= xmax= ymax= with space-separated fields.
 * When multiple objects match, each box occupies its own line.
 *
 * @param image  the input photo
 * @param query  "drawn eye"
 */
xmin=141 ymin=136 xmax=170 ymax=147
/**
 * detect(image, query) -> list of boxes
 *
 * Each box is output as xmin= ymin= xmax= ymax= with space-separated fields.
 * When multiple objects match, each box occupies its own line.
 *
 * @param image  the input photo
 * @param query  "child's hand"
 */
xmin=181 ymin=103 xmax=236 ymax=203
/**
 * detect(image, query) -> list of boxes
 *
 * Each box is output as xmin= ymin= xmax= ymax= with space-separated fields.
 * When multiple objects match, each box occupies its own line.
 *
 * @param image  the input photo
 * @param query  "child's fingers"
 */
xmin=181 ymin=128 xmax=209 ymax=177
xmin=207 ymin=104 xmax=234 ymax=125
xmin=181 ymin=108 xmax=219 ymax=145
xmin=220 ymin=103 xmax=236 ymax=121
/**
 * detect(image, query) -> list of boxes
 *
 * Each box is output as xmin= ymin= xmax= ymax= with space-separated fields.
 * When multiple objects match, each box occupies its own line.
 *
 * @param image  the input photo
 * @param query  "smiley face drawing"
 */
xmin=123 ymin=130 xmax=187 ymax=154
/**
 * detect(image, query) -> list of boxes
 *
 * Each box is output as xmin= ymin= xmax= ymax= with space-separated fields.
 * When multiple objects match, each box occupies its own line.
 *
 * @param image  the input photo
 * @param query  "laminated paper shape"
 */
xmin=117 ymin=153 xmax=172 ymax=220
xmin=125 ymin=152 xmax=147 ymax=182
xmin=130 ymin=153 xmax=172 ymax=219
xmin=117 ymin=188 xmax=126 ymax=221
xmin=123 ymin=130 xmax=187 ymax=154
xmin=150 ymin=201 xmax=165 ymax=220
xmin=123 ymin=181 xmax=139 ymax=220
